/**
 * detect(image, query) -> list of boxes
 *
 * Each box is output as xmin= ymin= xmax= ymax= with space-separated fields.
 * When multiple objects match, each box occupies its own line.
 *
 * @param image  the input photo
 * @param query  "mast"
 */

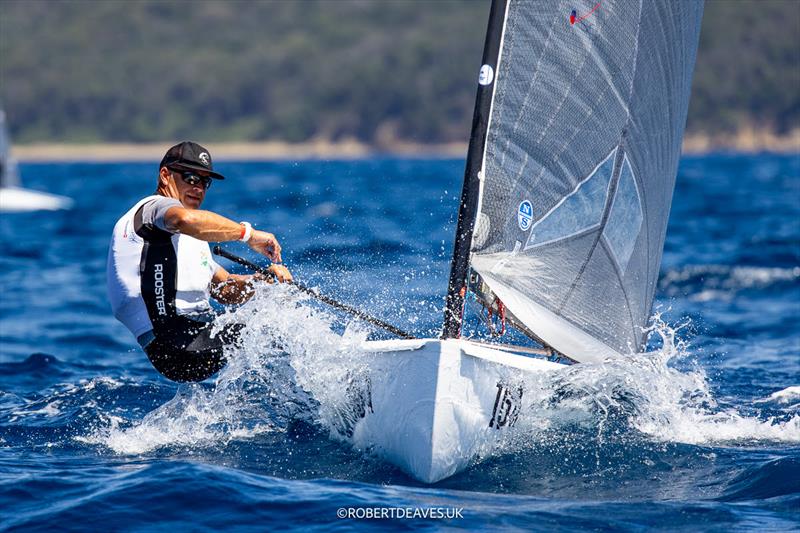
xmin=442 ymin=0 xmax=509 ymax=339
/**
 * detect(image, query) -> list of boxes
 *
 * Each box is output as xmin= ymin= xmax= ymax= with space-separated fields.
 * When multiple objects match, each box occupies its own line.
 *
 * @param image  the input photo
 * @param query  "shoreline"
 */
xmin=10 ymin=140 xmax=468 ymax=162
xmin=11 ymin=130 xmax=799 ymax=162
xmin=682 ymin=127 xmax=800 ymax=155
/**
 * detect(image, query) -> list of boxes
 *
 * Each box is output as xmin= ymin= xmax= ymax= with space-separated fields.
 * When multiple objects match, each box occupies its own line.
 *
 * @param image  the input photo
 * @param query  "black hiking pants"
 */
xmin=144 ymin=318 xmax=244 ymax=383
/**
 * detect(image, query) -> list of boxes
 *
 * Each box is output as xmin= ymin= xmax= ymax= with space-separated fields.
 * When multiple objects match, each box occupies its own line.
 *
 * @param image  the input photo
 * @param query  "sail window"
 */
xmin=524 ymin=149 xmax=615 ymax=249
xmin=603 ymin=155 xmax=643 ymax=274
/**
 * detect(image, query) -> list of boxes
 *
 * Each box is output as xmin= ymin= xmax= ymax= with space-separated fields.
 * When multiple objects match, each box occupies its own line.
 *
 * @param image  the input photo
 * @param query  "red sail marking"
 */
xmin=570 ymin=2 xmax=602 ymax=25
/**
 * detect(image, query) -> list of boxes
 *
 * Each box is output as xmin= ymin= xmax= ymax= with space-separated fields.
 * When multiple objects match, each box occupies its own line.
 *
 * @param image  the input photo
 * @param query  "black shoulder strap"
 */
xmin=135 ymin=201 xmax=179 ymax=335
xmin=134 ymin=201 xmax=173 ymax=243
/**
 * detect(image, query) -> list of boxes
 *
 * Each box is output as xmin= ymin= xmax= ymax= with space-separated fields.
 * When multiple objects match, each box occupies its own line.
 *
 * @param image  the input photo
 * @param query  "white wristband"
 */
xmin=239 ymin=221 xmax=253 ymax=243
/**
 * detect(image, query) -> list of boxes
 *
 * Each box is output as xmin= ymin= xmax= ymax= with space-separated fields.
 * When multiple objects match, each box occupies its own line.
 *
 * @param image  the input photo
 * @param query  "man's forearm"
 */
xmin=168 ymin=209 xmax=243 ymax=242
xmin=165 ymin=205 xmax=282 ymax=263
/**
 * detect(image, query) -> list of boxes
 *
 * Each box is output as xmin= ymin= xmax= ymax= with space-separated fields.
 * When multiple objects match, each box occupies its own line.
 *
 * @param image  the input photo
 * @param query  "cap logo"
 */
xmin=198 ymin=152 xmax=210 ymax=166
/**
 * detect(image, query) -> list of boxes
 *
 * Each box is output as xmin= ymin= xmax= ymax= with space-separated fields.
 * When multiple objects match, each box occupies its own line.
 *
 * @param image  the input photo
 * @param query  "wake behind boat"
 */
xmin=0 ymin=110 xmax=73 ymax=212
xmin=347 ymin=0 xmax=705 ymax=483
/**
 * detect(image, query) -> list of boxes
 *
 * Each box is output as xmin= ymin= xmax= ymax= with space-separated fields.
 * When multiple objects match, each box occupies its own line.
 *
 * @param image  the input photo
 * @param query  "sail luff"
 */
xmin=442 ymin=0 xmax=510 ymax=339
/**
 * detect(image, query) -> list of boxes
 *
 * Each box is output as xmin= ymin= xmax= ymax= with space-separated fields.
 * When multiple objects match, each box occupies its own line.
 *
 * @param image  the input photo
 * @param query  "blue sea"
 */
xmin=1 ymin=154 xmax=798 ymax=531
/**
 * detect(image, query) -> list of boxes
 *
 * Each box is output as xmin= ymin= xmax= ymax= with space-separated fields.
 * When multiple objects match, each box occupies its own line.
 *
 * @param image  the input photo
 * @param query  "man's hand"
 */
xmin=268 ymin=264 xmax=292 ymax=283
xmin=253 ymin=264 xmax=293 ymax=284
xmin=212 ymin=264 xmax=293 ymax=305
xmin=248 ymin=230 xmax=282 ymax=263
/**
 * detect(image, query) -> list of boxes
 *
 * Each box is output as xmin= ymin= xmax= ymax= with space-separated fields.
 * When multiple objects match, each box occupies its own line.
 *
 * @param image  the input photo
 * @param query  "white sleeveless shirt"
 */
xmin=106 ymin=195 xmax=221 ymax=338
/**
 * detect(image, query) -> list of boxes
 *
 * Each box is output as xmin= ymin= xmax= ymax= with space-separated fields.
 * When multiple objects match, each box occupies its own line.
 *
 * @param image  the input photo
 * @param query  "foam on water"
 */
xmin=508 ymin=318 xmax=800 ymax=451
xmin=83 ymin=284 xmax=799 ymax=464
xmin=9 ymin=376 xmax=127 ymax=425
xmin=755 ymin=386 xmax=800 ymax=412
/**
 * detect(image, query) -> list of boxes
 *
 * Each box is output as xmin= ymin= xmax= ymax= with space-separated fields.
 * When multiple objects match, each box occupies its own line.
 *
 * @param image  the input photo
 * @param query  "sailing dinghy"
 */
xmin=348 ymin=0 xmax=705 ymax=483
xmin=0 ymin=110 xmax=73 ymax=212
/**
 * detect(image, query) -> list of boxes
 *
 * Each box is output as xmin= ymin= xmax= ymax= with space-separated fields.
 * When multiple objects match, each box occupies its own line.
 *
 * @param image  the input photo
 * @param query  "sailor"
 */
xmin=106 ymin=141 xmax=292 ymax=382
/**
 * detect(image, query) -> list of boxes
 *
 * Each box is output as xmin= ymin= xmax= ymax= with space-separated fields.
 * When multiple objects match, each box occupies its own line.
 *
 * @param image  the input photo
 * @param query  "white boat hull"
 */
xmin=348 ymin=338 xmax=566 ymax=483
xmin=0 ymin=186 xmax=73 ymax=212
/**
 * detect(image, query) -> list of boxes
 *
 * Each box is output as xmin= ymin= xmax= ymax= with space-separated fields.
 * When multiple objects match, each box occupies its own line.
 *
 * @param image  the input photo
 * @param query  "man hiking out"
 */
xmin=107 ymin=141 xmax=291 ymax=382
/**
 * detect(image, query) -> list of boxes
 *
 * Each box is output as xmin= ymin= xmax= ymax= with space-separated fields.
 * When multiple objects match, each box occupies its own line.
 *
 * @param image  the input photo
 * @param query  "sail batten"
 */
xmin=462 ymin=0 xmax=703 ymax=362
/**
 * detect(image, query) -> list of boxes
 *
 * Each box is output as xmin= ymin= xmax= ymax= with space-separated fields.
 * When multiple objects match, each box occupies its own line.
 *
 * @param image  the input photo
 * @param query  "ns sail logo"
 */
xmin=518 ymin=200 xmax=533 ymax=231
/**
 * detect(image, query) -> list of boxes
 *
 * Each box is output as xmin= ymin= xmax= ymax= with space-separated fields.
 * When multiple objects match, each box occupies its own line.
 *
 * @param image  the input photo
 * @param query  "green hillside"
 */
xmin=1 ymin=0 xmax=797 ymax=145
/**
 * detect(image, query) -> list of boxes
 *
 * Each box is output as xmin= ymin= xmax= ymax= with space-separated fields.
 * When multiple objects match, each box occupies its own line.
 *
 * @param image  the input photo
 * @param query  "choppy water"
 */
xmin=1 ymin=154 xmax=798 ymax=531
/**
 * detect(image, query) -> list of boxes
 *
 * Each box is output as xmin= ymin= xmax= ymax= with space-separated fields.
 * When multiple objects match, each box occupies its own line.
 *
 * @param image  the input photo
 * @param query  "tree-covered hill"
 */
xmin=1 ymin=0 xmax=797 ymax=146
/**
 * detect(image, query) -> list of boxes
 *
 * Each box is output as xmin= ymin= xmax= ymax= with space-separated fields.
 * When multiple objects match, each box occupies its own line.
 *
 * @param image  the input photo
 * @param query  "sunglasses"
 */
xmin=173 ymin=170 xmax=213 ymax=190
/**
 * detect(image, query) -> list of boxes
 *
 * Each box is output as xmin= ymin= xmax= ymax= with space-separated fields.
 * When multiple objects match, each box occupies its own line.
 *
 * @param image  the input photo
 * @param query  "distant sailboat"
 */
xmin=347 ymin=0 xmax=705 ymax=483
xmin=0 ymin=110 xmax=73 ymax=212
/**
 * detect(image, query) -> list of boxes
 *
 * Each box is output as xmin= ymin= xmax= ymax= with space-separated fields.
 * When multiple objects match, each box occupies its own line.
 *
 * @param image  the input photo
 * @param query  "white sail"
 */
xmin=468 ymin=0 xmax=704 ymax=362
xmin=0 ymin=110 xmax=20 ymax=188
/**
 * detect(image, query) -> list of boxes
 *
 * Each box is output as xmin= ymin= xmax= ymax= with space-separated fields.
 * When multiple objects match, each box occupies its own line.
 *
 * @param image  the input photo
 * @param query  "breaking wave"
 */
xmin=510 ymin=317 xmax=800 ymax=451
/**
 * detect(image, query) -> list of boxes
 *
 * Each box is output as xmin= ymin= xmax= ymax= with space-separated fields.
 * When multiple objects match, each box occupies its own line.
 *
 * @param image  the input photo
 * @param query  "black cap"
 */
xmin=159 ymin=141 xmax=225 ymax=180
